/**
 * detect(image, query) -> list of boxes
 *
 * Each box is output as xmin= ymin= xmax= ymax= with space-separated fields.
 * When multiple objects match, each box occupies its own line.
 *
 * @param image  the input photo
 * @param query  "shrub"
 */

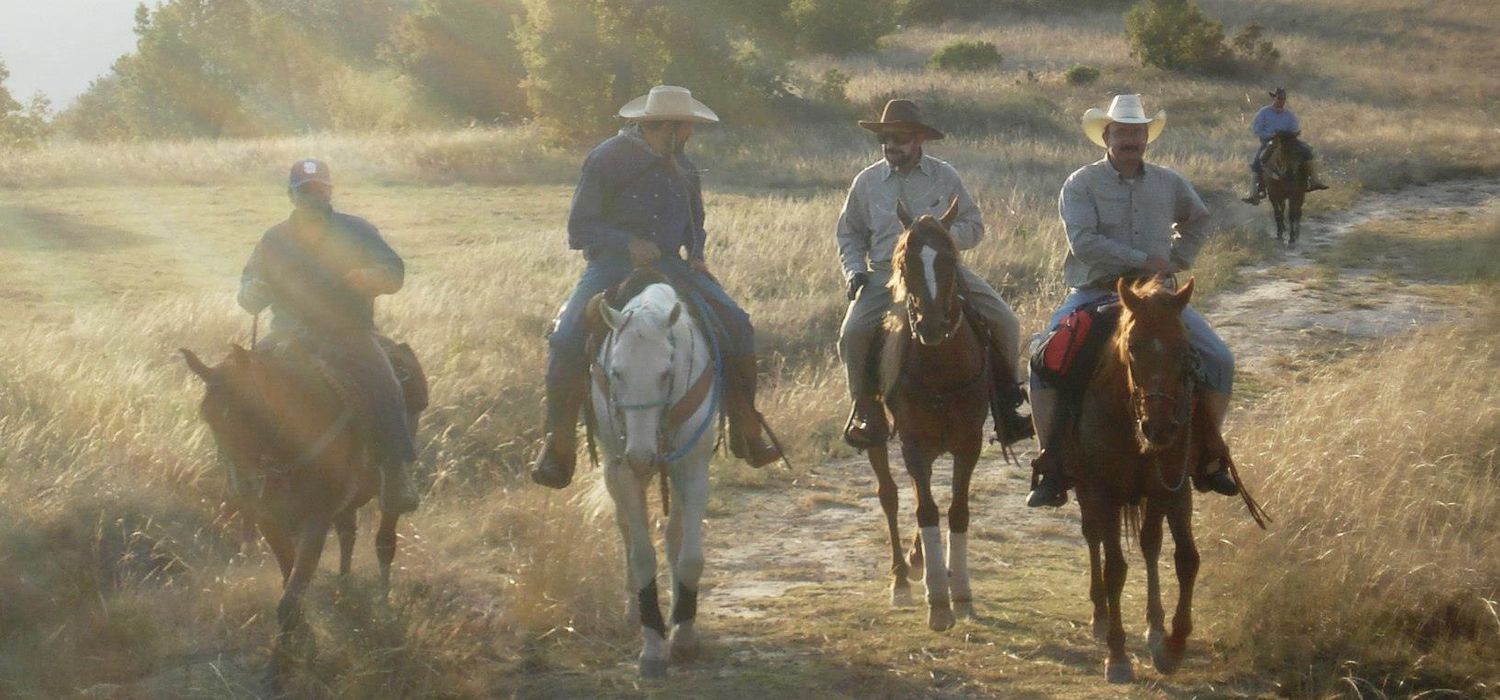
xmin=811 ymin=68 xmax=852 ymax=104
xmin=929 ymin=40 xmax=1004 ymax=72
xmin=1231 ymin=22 xmax=1281 ymax=74
xmin=1064 ymin=64 xmax=1101 ymax=85
xmin=785 ymin=0 xmax=897 ymax=55
xmin=1125 ymin=0 xmax=1234 ymax=74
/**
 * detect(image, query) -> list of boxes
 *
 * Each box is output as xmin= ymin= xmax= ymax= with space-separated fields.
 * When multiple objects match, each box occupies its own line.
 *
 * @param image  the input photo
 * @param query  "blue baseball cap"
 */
xmin=288 ymin=158 xmax=332 ymax=189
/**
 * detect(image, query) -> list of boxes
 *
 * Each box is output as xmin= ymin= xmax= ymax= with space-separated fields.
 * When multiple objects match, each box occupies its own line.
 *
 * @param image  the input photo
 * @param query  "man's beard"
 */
xmin=885 ymin=147 xmax=919 ymax=169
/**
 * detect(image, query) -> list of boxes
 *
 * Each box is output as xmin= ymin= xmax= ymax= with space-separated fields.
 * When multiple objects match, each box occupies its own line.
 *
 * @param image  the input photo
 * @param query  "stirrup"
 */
xmin=842 ymin=401 xmax=887 ymax=449
xmin=1026 ymin=476 xmax=1068 ymax=508
xmin=530 ymin=434 xmax=576 ymax=489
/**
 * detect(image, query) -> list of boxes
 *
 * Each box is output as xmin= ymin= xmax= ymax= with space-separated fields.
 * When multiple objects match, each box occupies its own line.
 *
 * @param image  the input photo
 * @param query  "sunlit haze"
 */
xmin=0 ymin=0 xmax=141 ymax=107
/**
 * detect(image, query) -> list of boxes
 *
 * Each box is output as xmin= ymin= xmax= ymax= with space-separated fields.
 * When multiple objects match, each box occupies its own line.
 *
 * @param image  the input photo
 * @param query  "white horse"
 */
xmin=592 ymin=281 xmax=717 ymax=678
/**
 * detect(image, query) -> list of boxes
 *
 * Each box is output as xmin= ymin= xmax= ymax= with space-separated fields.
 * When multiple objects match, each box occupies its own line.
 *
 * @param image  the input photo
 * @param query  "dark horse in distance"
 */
xmin=1064 ymin=277 xmax=1265 ymax=683
xmin=1264 ymin=130 xmax=1311 ymax=246
xmin=866 ymin=197 xmax=994 ymax=631
xmin=182 ymin=339 xmax=425 ymax=680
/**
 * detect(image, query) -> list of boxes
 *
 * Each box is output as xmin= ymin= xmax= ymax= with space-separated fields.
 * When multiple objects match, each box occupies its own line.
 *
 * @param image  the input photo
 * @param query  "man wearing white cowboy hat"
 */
xmin=532 ymin=85 xmax=782 ymax=489
xmin=1241 ymin=87 xmax=1329 ymax=204
xmin=1025 ymin=93 xmax=1239 ymax=508
xmin=834 ymin=98 xmax=1033 ymax=450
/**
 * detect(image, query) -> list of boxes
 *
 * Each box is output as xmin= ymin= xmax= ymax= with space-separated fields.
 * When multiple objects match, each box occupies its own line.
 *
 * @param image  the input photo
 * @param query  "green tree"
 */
xmin=785 ymin=0 xmax=896 ymax=55
xmin=0 ymin=59 xmax=53 ymax=148
xmin=390 ymin=0 xmax=529 ymax=123
xmin=1125 ymin=0 xmax=1233 ymax=74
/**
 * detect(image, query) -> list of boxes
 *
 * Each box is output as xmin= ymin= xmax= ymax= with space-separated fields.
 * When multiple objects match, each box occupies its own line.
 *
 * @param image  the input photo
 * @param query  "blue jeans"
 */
xmin=545 ymin=256 xmax=754 ymax=388
xmin=1252 ymin=138 xmax=1314 ymax=173
xmin=1030 ymin=287 xmax=1233 ymax=395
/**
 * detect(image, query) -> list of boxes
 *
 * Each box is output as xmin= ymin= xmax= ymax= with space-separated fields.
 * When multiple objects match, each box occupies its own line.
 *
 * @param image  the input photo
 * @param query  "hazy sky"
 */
xmin=0 ymin=0 xmax=142 ymax=108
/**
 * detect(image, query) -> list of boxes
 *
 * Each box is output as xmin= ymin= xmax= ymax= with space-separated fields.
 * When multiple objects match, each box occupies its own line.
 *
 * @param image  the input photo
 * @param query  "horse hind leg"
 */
xmin=870 ymin=444 xmax=912 ymax=606
xmin=1081 ymin=501 xmax=1109 ymax=643
xmin=374 ymin=511 xmax=399 ymax=597
xmin=335 ymin=509 xmax=356 ymax=577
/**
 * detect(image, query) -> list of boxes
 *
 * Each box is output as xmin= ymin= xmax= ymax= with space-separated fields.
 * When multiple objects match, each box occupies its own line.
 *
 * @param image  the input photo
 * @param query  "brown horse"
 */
xmin=182 ymin=343 xmax=419 ymax=681
xmin=1264 ymin=130 xmax=1309 ymax=246
xmin=866 ymin=197 xmax=992 ymax=631
xmin=1066 ymin=277 xmax=1215 ymax=682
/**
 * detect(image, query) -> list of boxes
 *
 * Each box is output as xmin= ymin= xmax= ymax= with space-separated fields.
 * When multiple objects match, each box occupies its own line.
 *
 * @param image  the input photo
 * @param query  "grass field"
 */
xmin=2 ymin=0 xmax=1499 ymax=697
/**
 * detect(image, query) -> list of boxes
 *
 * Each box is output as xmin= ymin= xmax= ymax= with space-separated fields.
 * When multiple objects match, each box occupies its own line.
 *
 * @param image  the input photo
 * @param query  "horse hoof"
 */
xmin=1106 ymin=658 xmax=1135 ymax=684
xmin=953 ymin=599 xmax=976 ymax=620
xmin=928 ymin=605 xmax=955 ymax=632
xmin=890 ymin=585 xmax=914 ymax=607
xmin=639 ymin=657 xmax=668 ymax=679
xmin=1147 ymin=629 xmax=1173 ymax=673
xmin=669 ymin=626 xmax=699 ymax=662
xmin=908 ymin=552 xmax=924 ymax=578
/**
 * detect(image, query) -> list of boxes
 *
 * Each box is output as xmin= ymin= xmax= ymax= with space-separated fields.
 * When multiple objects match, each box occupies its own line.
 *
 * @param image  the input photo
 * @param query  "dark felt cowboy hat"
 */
xmin=1269 ymin=87 xmax=1287 ymax=99
xmin=859 ymin=99 xmax=945 ymax=140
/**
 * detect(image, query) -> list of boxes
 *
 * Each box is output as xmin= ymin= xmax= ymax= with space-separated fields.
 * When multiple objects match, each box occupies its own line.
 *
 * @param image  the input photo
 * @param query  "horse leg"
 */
xmin=374 ymin=510 xmax=399 ymax=597
xmin=259 ymin=517 xmax=297 ymax=584
xmin=869 ymin=443 xmax=912 ymax=606
xmin=605 ymin=464 xmax=667 ymax=678
xmin=1140 ymin=499 xmax=1171 ymax=673
xmin=1289 ymin=192 xmax=1304 ymax=246
xmin=334 ymin=509 xmax=356 ymax=577
xmin=271 ymin=516 xmax=331 ymax=684
xmin=1080 ymin=497 xmax=1109 ymax=643
xmin=1101 ymin=504 xmax=1133 ymax=683
xmin=668 ymin=461 xmax=708 ymax=663
xmin=902 ymin=443 xmax=953 ymax=631
xmin=1272 ymin=196 xmax=1286 ymax=242
xmin=1162 ymin=497 xmax=1200 ymax=672
xmin=947 ymin=441 xmax=979 ymax=620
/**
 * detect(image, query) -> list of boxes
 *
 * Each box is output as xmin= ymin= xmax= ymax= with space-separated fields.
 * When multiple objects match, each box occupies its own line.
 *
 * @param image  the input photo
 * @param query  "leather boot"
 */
xmin=1190 ymin=391 xmax=1239 ymax=496
xmin=1026 ymin=448 xmax=1070 ymax=508
xmin=990 ymin=356 xmax=1034 ymax=446
xmin=530 ymin=369 xmax=587 ymax=489
xmin=727 ymin=355 xmax=782 ymax=467
xmin=1241 ymin=172 xmax=1264 ymax=205
xmin=378 ymin=460 xmax=421 ymax=514
xmin=843 ymin=395 xmax=889 ymax=449
xmin=1305 ymin=161 xmax=1330 ymax=192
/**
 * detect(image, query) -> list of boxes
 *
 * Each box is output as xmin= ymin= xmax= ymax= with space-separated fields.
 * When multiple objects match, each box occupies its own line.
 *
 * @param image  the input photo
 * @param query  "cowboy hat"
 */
xmin=1268 ymin=87 xmax=1287 ymax=99
xmin=617 ymin=85 xmax=719 ymax=123
xmin=859 ymin=99 xmax=945 ymax=140
xmin=1081 ymin=94 xmax=1166 ymax=148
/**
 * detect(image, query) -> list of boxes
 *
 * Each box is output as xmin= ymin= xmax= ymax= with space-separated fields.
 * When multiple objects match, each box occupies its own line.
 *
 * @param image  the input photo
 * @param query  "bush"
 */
xmin=810 ymin=68 xmax=851 ymax=104
xmin=929 ymin=41 xmax=1004 ymax=72
xmin=1231 ymin=22 xmax=1281 ymax=74
xmin=785 ymin=0 xmax=896 ymax=55
xmin=1125 ymin=0 xmax=1234 ymax=74
xmin=1064 ymin=64 xmax=1100 ymax=85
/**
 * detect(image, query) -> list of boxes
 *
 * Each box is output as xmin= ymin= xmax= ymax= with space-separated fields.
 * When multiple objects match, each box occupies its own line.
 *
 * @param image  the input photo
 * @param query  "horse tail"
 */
xmin=1122 ymin=501 xmax=1143 ymax=548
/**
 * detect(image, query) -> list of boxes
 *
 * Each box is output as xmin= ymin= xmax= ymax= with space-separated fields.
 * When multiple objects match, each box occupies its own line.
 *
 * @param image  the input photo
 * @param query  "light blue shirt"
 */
xmin=1252 ymin=105 xmax=1301 ymax=142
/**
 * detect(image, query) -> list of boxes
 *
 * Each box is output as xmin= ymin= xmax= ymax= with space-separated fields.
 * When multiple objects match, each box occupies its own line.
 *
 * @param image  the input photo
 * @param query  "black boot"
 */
xmin=1193 ymin=465 xmax=1240 ymax=496
xmin=727 ymin=355 xmax=782 ymax=468
xmin=991 ymin=359 xmax=1035 ymax=447
xmin=843 ymin=395 xmax=888 ymax=449
xmin=1241 ymin=173 xmax=1264 ymax=205
xmin=1026 ymin=448 xmax=1070 ymax=508
xmin=530 ymin=370 xmax=586 ymax=489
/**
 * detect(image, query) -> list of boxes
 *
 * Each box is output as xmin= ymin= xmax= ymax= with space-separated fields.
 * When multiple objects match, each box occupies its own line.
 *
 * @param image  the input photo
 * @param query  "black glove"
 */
xmin=846 ymin=272 xmax=869 ymax=301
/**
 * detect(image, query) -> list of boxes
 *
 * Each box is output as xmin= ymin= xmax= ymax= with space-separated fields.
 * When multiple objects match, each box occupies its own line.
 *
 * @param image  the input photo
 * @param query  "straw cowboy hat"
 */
xmin=617 ymin=85 xmax=719 ymax=123
xmin=1081 ymin=94 xmax=1166 ymax=148
xmin=859 ymin=99 xmax=946 ymax=140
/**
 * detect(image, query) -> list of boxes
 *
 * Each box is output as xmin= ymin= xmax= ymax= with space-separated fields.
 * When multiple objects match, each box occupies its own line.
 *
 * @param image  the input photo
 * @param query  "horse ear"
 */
xmin=602 ymin=303 xmax=626 ymax=331
xmin=1117 ymin=277 xmax=1141 ymax=313
xmin=668 ymin=303 xmax=682 ymax=326
xmin=940 ymin=196 xmax=961 ymax=227
xmin=180 ymin=348 xmax=213 ymax=382
xmin=1173 ymin=277 xmax=1195 ymax=308
xmin=896 ymin=199 xmax=915 ymax=229
xmin=228 ymin=344 xmax=250 ymax=364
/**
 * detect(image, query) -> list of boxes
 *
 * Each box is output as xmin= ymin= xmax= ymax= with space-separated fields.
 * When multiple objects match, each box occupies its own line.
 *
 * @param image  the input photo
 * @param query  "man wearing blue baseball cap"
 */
xmin=237 ymin=158 xmax=422 ymax=514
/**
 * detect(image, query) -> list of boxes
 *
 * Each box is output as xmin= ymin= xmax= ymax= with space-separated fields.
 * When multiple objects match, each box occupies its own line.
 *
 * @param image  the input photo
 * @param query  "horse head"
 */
xmin=598 ymin=283 xmax=687 ymax=472
xmin=182 ymin=345 xmax=271 ymax=468
xmin=891 ymin=196 xmax=963 ymax=346
xmin=1267 ymin=130 xmax=1305 ymax=176
xmin=1115 ymin=277 xmax=1196 ymax=452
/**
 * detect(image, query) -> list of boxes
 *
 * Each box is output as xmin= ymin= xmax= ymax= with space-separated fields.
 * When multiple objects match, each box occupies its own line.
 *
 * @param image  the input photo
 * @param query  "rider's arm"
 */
xmin=346 ymin=217 xmax=405 ymax=296
xmin=835 ymin=177 xmax=871 ymax=281
xmin=1168 ymin=175 xmax=1212 ymax=271
xmin=237 ymin=236 xmax=272 ymax=314
xmin=1059 ymin=172 xmax=1150 ymax=271
xmin=943 ymin=165 xmax=985 ymax=252
xmin=1252 ymin=107 xmax=1274 ymax=141
xmin=567 ymin=151 xmax=636 ymax=259
xmin=686 ymin=160 xmax=707 ymax=262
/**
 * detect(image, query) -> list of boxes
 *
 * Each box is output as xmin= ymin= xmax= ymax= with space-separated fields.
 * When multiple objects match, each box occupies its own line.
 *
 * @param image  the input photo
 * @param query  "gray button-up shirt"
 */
xmin=835 ymin=155 xmax=983 ymax=280
xmin=1058 ymin=158 xmax=1210 ymax=289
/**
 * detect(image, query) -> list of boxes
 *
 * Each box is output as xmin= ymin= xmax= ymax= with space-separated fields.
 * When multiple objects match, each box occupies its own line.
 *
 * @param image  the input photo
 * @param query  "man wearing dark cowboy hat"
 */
xmin=531 ymin=85 xmax=782 ymax=490
xmin=1242 ymin=87 xmax=1329 ymax=205
xmin=835 ymin=99 xmax=1033 ymax=450
xmin=1025 ymin=94 xmax=1240 ymax=508
xmin=238 ymin=158 xmax=421 ymax=514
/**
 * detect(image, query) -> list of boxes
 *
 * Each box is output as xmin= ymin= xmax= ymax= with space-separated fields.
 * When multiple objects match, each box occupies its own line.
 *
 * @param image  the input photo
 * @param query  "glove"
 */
xmin=846 ymin=272 xmax=870 ymax=301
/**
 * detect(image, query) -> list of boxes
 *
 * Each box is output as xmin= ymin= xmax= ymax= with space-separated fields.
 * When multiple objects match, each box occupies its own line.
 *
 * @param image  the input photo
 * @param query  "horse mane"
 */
xmin=608 ymin=269 xmax=672 ymax=310
xmin=888 ymin=217 xmax=958 ymax=304
xmin=1097 ymin=277 xmax=1186 ymax=389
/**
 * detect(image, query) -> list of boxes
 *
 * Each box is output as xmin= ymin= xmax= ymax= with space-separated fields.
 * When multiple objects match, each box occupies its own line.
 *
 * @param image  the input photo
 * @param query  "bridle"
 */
xmin=1123 ymin=346 xmax=1196 ymax=492
xmin=902 ymin=242 xmax=965 ymax=344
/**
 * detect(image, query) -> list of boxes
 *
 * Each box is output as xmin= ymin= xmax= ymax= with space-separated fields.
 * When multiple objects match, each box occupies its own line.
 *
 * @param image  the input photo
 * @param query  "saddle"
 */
xmin=256 ymin=332 xmax=428 ymax=418
xmin=1030 ymin=295 xmax=1122 ymax=403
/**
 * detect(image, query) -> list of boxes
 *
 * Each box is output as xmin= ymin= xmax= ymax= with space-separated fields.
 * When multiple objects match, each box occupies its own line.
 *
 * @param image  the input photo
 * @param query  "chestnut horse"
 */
xmin=866 ymin=197 xmax=992 ymax=631
xmin=1066 ymin=277 xmax=1270 ymax=683
xmin=1264 ymin=130 xmax=1309 ymax=246
xmin=182 ymin=343 xmax=420 ymax=681
xmin=591 ymin=280 xmax=718 ymax=677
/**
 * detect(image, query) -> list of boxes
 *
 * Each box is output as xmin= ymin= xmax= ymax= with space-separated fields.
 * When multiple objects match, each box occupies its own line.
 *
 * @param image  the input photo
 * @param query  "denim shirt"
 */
xmin=567 ymin=126 xmax=706 ymax=262
xmin=1252 ymin=105 xmax=1301 ymax=142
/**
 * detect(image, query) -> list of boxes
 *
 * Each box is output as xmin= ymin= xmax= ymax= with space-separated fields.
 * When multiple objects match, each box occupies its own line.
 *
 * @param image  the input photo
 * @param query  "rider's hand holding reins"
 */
xmin=628 ymin=236 xmax=661 ymax=268
xmin=847 ymin=271 xmax=869 ymax=301
xmin=344 ymin=267 xmax=402 ymax=297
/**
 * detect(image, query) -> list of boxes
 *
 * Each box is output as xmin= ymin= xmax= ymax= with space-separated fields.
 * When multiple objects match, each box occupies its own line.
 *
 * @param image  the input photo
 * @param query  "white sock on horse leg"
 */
xmin=947 ymin=532 xmax=970 ymax=601
xmin=920 ymin=526 xmax=948 ymax=603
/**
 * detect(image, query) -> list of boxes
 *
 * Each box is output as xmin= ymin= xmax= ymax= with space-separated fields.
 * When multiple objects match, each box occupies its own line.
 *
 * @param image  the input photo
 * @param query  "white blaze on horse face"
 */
xmin=612 ymin=322 xmax=674 ymax=470
xmin=920 ymin=246 xmax=940 ymax=301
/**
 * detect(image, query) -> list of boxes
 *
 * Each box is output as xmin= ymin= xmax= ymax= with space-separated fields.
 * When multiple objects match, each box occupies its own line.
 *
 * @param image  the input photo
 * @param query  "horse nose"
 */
xmin=625 ymin=449 xmax=656 ymax=471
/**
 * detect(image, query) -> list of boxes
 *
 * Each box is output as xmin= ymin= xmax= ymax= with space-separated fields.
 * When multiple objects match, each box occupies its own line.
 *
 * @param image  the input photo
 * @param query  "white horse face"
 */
xmin=602 ymin=301 xmax=681 ymax=471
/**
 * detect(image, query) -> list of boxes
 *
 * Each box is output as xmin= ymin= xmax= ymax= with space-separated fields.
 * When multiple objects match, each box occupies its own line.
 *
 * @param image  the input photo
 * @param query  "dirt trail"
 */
xmin=705 ymin=178 xmax=1500 ymax=634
